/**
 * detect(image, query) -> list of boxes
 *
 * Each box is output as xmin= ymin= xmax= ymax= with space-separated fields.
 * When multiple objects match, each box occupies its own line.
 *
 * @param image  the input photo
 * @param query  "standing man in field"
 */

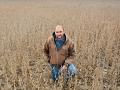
xmin=44 ymin=25 xmax=77 ymax=81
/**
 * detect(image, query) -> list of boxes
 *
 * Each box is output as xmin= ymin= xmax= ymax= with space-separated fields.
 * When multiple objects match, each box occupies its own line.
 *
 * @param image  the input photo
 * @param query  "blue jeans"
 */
xmin=51 ymin=64 xmax=77 ymax=81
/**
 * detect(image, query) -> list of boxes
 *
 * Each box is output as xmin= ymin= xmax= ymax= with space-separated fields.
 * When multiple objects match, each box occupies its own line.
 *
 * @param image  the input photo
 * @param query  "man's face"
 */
xmin=55 ymin=26 xmax=64 ymax=39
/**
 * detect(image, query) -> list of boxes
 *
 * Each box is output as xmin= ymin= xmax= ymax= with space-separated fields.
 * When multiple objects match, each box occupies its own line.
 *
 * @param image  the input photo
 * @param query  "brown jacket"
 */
xmin=44 ymin=33 xmax=75 ymax=66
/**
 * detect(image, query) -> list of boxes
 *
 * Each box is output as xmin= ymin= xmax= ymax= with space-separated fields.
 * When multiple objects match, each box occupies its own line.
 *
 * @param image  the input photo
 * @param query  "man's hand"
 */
xmin=60 ymin=65 xmax=67 ymax=72
xmin=65 ymin=59 xmax=74 ymax=65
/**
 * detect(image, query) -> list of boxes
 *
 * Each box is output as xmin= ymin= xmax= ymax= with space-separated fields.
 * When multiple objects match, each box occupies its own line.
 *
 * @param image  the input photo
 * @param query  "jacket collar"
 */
xmin=52 ymin=32 xmax=69 ymax=44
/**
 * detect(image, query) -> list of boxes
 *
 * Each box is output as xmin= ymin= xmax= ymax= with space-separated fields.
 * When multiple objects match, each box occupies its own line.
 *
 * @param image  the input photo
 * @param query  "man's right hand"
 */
xmin=60 ymin=65 xmax=67 ymax=72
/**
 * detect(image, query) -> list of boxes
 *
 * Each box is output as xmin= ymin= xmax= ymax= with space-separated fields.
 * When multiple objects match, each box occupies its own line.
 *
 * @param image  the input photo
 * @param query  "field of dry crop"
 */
xmin=0 ymin=0 xmax=120 ymax=90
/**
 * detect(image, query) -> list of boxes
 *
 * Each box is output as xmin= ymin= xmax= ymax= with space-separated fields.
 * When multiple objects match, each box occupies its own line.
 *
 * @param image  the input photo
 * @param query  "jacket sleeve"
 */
xmin=65 ymin=41 xmax=75 ymax=64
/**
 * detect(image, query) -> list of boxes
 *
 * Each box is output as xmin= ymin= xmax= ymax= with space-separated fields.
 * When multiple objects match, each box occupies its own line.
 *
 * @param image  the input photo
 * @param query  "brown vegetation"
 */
xmin=0 ymin=0 xmax=120 ymax=90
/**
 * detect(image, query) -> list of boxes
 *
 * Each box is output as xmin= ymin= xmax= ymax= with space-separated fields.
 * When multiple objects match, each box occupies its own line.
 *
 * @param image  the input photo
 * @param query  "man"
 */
xmin=44 ymin=25 xmax=77 ymax=81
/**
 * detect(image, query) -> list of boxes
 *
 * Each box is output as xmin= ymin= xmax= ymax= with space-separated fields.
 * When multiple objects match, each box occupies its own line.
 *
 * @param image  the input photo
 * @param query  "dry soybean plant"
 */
xmin=0 ymin=0 xmax=120 ymax=90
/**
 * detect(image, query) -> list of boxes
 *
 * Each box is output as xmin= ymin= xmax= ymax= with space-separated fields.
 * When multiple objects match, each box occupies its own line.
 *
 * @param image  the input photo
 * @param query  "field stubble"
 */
xmin=0 ymin=1 xmax=120 ymax=90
